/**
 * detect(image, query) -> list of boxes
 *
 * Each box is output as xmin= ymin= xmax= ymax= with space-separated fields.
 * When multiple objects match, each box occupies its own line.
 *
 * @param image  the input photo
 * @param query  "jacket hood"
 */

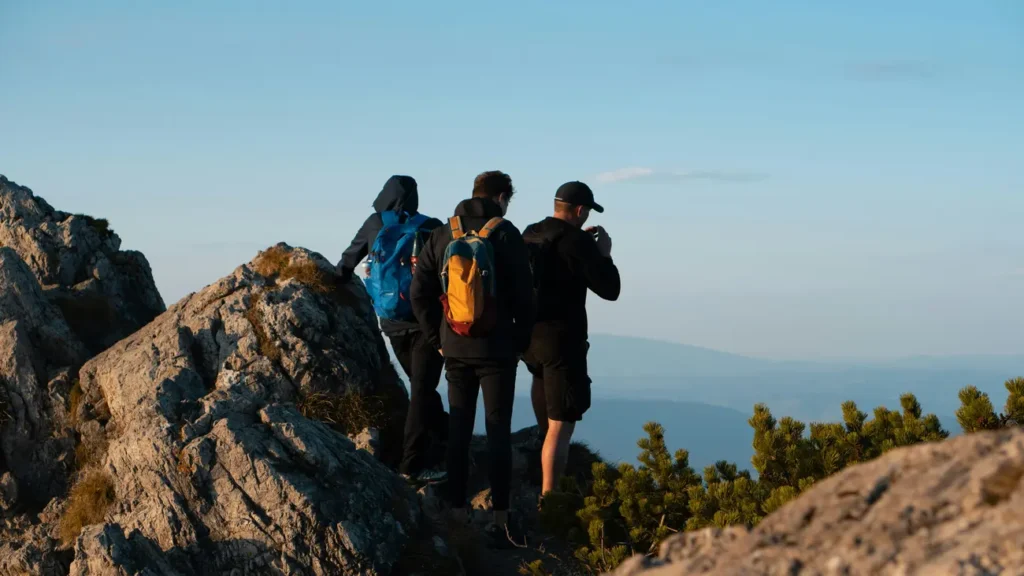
xmin=372 ymin=175 xmax=419 ymax=213
xmin=453 ymin=197 xmax=504 ymax=219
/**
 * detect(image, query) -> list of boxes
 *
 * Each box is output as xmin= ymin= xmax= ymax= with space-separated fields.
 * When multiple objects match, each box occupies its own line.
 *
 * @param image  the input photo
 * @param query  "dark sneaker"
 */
xmin=484 ymin=517 xmax=527 ymax=550
xmin=402 ymin=469 xmax=448 ymax=486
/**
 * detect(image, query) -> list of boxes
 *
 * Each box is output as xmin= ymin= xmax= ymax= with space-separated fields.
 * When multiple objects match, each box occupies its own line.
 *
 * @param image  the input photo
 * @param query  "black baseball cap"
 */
xmin=555 ymin=181 xmax=604 ymax=213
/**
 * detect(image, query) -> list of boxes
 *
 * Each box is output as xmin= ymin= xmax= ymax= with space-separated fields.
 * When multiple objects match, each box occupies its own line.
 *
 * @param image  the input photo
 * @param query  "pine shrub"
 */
xmin=557 ymin=380 xmax=1024 ymax=574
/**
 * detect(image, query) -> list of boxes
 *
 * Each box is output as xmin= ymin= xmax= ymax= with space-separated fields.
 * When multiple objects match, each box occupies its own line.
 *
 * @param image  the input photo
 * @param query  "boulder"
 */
xmin=69 ymin=524 xmax=185 ymax=576
xmin=0 ymin=175 xmax=165 ymax=355
xmin=63 ymin=244 xmax=416 ymax=575
xmin=0 ymin=247 xmax=89 ymax=509
xmin=607 ymin=427 xmax=1024 ymax=576
xmin=0 ymin=498 xmax=70 ymax=576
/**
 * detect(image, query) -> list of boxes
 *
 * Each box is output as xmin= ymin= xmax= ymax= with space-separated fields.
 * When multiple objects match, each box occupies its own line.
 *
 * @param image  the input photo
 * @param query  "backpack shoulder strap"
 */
xmin=408 ymin=213 xmax=429 ymax=228
xmin=478 ymin=217 xmax=505 ymax=239
xmin=449 ymin=216 xmax=465 ymax=240
xmin=380 ymin=211 xmax=399 ymax=227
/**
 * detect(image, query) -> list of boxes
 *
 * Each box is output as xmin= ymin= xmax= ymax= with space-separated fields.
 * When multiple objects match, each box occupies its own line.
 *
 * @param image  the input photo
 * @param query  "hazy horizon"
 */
xmin=3 ymin=1 xmax=1021 ymax=359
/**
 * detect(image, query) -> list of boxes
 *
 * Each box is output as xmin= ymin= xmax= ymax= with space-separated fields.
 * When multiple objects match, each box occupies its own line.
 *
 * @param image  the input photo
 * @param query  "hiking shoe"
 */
xmin=484 ymin=517 xmax=527 ymax=550
xmin=402 ymin=469 xmax=448 ymax=486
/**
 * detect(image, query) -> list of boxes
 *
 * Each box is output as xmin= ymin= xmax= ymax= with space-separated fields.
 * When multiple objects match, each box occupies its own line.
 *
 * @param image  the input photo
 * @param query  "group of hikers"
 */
xmin=337 ymin=171 xmax=620 ymax=547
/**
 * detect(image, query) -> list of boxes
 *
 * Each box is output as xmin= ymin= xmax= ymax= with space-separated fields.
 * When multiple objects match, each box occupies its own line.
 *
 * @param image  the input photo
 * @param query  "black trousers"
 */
xmin=389 ymin=332 xmax=447 ymax=475
xmin=444 ymin=357 xmax=517 ymax=511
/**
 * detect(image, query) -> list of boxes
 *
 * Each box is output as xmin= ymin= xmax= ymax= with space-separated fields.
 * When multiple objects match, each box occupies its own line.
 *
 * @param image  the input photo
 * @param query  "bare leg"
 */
xmin=541 ymin=419 xmax=576 ymax=495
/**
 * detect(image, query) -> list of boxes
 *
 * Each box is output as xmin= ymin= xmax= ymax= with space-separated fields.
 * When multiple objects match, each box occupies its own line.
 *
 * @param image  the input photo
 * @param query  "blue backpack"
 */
xmin=365 ymin=211 xmax=429 ymax=321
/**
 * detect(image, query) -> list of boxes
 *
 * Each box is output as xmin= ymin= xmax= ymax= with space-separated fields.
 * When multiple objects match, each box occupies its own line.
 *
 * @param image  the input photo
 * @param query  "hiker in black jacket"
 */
xmin=338 ymin=175 xmax=449 ymax=484
xmin=410 ymin=170 xmax=535 ymax=547
xmin=523 ymin=180 xmax=620 ymax=497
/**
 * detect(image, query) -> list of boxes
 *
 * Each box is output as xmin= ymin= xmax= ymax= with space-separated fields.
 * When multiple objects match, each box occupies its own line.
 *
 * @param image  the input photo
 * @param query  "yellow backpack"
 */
xmin=439 ymin=216 xmax=504 ymax=336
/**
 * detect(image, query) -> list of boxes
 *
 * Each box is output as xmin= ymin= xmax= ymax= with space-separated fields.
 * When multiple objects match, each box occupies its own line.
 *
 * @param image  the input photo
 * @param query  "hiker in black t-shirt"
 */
xmin=338 ymin=175 xmax=448 ymax=485
xmin=523 ymin=181 xmax=620 ymax=497
xmin=410 ymin=171 xmax=535 ymax=548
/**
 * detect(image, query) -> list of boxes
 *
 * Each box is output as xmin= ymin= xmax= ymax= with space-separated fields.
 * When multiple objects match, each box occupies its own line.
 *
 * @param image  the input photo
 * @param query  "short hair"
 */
xmin=472 ymin=171 xmax=515 ymax=201
xmin=554 ymin=199 xmax=577 ymax=214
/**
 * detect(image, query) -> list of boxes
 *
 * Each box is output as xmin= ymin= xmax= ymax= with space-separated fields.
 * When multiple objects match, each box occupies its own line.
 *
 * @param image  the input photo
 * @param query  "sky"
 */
xmin=1 ymin=0 xmax=1022 ymax=360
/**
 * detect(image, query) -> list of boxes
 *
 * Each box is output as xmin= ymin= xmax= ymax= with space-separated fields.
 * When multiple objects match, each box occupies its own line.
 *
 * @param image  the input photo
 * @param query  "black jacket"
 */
xmin=338 ymin=175 xmax=442 ymax=335
xmin=523 ymin=217 xmax=620 ymax=346
xmin=410 ymin=198 xmax=536 ymax=360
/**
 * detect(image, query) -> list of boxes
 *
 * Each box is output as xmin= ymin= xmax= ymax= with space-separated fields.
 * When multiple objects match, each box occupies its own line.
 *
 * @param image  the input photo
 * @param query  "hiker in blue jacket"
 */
xmin=338 ymin=175 xmax=448 ymax=484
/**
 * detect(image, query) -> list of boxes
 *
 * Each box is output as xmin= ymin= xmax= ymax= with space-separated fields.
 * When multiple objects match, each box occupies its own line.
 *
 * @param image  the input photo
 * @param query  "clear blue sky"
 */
xmin=2 ymin=1 xmax=1022 ymax=360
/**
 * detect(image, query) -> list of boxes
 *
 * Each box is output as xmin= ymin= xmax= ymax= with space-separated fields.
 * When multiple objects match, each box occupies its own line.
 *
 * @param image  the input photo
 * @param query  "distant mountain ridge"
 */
xmin=585 ymin=333 xmax=1024 ymax=377
xmin=583 ymin=334 xmax=1023 ymax=434
xmin=412 ymin=335 xmax=1021 ymax=474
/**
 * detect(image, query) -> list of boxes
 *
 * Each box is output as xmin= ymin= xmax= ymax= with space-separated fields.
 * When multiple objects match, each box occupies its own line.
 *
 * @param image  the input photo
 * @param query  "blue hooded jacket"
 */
xmin=338 ymin=175 xmax=442 ymax=334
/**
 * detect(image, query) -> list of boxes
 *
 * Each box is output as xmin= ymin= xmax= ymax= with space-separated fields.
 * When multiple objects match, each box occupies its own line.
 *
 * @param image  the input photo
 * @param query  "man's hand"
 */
xmin=586 ymin=226 xmax=613 ymax=257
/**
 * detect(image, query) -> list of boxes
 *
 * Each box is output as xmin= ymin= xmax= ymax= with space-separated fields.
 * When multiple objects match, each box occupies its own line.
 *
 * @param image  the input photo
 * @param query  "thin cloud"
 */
xmin=595 ymin=167 xmax=767 ymax=184
xmin=594 ymin=167 xmax=655 ymax=183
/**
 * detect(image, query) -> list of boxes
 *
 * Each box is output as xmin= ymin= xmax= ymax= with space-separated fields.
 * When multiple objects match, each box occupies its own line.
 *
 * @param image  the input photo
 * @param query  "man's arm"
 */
xmin=504 ymin=225 xmax=537 ymax=354
xmin=337 ymin=214 xmax=378 ymax=281
xmin=566 ymin=232 xmax=621 ymax=301
xmin=410 ymin=229 xmax=444 ymax=351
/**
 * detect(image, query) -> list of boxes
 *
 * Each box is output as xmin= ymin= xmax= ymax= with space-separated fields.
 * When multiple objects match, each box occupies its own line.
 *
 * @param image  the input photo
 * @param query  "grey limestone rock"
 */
xmin=0 ymin=247 xmax=89 ymax=509
xmin=606 ymin=427 xmax=1024 ymax=576
xmin=66 ymin=243 xmax=415 ymax=575
xmin=0 ymin=174 xmax=165 ymax=355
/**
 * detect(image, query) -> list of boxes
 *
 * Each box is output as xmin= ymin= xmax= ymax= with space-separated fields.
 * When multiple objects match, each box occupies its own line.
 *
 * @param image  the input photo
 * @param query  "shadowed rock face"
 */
xmin=0 ymin=175 xmax=165 ymax=355
xmin=0 ymin=248 xmax=89 ymax=511
xmin=608 ymin=428 xmax=1024 ymax=576
xmin=56 ymin=244 xmax=415 ymax=575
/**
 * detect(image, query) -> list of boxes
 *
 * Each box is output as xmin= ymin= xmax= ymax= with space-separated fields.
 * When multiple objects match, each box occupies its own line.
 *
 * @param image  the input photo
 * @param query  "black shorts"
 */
xmin=525 ymin=340 xmax=591 ymax=423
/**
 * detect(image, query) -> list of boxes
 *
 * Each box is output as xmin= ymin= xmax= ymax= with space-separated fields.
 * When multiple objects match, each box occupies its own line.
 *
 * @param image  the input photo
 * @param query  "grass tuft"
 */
xmin=253 ymin=246 xmax=335 ymax=295
xmin=280 ymin=261 xmax=334 ymax=295
xmin=74 ymin=433 xmax=109 ymax=471
xmin=252 ymin=246 xmax=291 ymax=279
xmin=297 ymin=362 xmax=409 ymax=468
xmin=244 ymin=292 xmax=281 ymax=362
xmin=68 ymin=379 xmax=83 ymax=427
xmin=58 ymin=467 xmax=116 ymax=546
xmin=297 ymin=388 xmax=388 ymax=437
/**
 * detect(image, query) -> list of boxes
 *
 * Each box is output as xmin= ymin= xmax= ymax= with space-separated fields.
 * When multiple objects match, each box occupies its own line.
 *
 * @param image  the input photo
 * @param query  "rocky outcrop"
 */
xmin=0 ymin=498 xmax=72 ymax=576
xmin=51 ymin=244 xmax=416 ymax=575
xmin=609 ymin=427 xmax=1024 ymax=576
xmin=0 ymin=247 xmax=89 ymax=511
xmin=0 ymin=175 xmax=165 ymax=355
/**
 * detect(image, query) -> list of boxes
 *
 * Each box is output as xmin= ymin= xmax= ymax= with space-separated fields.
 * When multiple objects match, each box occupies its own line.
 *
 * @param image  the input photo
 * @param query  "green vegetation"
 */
xmin=956 ymin=378 xmax=1024 ymax=432
xmin=79 ymin=214 xmax=113 ymax=238
xmin=536 ymin=379 xmax=1022 ymax=574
